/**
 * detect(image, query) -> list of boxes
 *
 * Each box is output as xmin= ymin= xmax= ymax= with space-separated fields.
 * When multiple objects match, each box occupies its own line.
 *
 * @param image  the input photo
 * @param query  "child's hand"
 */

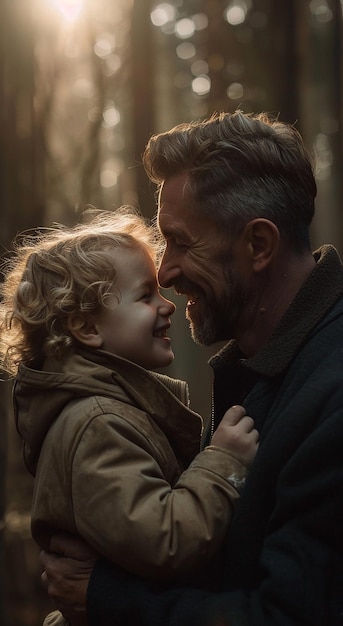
xmin=211 ymin=405 xmax=259 ymax=467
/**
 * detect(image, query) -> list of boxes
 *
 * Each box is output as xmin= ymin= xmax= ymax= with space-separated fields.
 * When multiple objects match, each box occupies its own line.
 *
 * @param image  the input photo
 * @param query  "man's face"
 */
xmin=157 ymin=173 xmax=250 ymax=345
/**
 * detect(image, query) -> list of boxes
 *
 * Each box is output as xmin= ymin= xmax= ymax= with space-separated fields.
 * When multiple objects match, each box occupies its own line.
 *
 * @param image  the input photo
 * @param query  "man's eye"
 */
xmin=175 ymin=240 xmax=188 ymax=249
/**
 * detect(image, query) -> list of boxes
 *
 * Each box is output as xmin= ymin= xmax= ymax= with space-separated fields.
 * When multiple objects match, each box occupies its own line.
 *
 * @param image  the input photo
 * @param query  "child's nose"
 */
xmin=159 ymin=295 xmax=176 ymax=316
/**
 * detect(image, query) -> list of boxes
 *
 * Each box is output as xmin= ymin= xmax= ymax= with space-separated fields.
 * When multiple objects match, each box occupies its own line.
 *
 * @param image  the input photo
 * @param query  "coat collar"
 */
xmin=14 ymin=348 xmax=202 ymax=475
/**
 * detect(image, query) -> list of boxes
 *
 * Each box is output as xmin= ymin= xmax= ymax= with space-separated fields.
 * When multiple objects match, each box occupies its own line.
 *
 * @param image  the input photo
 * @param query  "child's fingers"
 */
xmin=235 ymin=416 xmax=259 ymax=439
xmin=238 ymin=415 xmax=256 ymax=433
xmin=221 ymin=404 xmax=246 ymax=425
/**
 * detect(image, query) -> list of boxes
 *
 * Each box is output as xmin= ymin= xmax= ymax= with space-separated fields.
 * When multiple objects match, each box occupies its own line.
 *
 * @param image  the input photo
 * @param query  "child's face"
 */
xmin=95 ymin=245 xmax=176 ymax=370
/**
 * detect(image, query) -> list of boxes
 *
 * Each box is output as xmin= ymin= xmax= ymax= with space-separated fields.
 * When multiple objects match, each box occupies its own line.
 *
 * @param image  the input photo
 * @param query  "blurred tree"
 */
xmin=131 ymin=0 xmax=156 ymax=217
xmin=299 ymin=0 xmax=343 ymax=253
xmin=1 ymin=0 xmax=46 ymax=623
xmin=0 ymin=0 xmax=46 ymax=245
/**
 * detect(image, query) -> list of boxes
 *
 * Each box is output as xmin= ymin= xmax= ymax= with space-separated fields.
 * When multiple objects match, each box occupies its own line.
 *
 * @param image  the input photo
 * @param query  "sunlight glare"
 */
xmin=50 ymin=0 xmax=83 ymax=22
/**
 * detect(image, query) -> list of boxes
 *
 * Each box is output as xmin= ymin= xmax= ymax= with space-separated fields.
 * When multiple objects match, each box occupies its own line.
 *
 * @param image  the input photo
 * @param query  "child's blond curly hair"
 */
xmin=0 ymin=207 xmax=161 ymax=375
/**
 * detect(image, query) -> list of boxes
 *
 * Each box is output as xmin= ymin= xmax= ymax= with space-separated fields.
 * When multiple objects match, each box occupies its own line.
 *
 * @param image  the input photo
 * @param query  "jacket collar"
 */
xmin=14 ymin=348 xmax=202 ymax=475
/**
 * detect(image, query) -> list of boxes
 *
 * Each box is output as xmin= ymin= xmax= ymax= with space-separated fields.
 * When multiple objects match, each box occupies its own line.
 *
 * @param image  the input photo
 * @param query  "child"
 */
xmin=0 ymin=208 xmax=258 ymax=625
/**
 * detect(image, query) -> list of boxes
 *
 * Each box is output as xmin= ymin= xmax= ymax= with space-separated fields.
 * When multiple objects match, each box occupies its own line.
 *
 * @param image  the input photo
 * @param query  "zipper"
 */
xmin=210 ymin=382 xmax=215 ymax=442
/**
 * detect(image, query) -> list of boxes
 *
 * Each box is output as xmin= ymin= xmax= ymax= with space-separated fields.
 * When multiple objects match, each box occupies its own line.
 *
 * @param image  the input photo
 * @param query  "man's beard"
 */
xmin=185 ymin=268 xmax=250 ymax=346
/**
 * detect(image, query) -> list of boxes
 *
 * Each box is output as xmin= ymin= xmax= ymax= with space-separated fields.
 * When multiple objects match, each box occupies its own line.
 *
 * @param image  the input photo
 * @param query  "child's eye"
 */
xmin=139 ymin=292 xmax=151 ymax=301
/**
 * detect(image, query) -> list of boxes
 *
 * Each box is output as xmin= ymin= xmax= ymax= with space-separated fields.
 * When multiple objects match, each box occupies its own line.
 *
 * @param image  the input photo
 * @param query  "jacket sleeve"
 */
xmin=69 ymin=405 xmax=248 ymax=580
xmin=86 ymin=405 xmax=343 ymax=626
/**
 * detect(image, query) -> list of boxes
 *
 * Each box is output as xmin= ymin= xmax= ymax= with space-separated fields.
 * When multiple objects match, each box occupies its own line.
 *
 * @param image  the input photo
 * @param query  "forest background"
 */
xmin=1 ymin=0 xmax=342 ymax=624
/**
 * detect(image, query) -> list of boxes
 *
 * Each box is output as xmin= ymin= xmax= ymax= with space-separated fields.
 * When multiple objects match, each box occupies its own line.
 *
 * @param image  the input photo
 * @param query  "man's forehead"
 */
xmin=157 ymin=200 xmax=193 ymax=243
xmin=157 ymin=185 xmax=190 ymax=232
xmin=157 ymin=203 xmax=186 ymax=234
xmin=158 ymin=172 xmax=190 ymax=205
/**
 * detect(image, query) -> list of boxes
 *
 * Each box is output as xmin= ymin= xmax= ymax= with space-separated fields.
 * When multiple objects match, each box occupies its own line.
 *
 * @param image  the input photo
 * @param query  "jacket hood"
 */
xmin=14 ymin=346 xmax=202 ymax=474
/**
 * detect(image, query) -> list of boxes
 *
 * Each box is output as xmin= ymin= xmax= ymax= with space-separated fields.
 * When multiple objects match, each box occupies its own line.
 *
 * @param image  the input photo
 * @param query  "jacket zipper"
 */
xmin=210 ymin=383 xmax=215 ymax=442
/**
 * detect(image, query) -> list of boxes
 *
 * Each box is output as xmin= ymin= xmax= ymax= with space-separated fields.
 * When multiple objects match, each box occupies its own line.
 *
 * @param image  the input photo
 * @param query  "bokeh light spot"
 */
xmin=150 ymin=3 xmax=176 ymax=27
xmin=225 ymin=3 xmax=246 ymax=25
xmin=103 ymin=106 xmax=121 ymax=128
xmin=175 ymin=18 xmax=196 ymax=39
xmin=208 ymin=54 xmax=225 ymax=71
xmin=226 ymin=82 xmax=244 ymax=100
xmin=100 ymin=168 xmax=118 ymax=188
xmin=192 ymin=13 xmax=208 ymax=30
xmin=94 ymin=35 xmax=115 ymax=59
xmin=192 ymin=75 xmax=211 ymax=95
xmin=310 ymin=0 xmax=333 ymax=22
xmin=176 ymin=42 xmax=196 ymax=60
xmin=191 ymin=60 xmax=209 ymax=76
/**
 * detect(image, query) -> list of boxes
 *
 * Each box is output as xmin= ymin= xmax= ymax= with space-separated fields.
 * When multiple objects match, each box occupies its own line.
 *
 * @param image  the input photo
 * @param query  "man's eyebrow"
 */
xmin=160 ymin=224 xmax=188 ymax=240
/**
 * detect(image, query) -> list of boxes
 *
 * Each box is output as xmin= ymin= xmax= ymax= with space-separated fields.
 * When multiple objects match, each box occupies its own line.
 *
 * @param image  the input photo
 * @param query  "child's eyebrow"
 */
xmin=134 ymin=278 xmax=157 ymax=292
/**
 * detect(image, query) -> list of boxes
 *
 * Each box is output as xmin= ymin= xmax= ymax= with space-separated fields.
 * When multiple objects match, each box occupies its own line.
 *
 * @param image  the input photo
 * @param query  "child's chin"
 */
xmin=157 ymin=352 xmax=175 ymax=369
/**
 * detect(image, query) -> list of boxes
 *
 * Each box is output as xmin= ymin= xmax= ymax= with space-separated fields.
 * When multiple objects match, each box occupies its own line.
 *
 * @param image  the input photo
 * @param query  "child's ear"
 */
xmin=67 ymin=314 xmax=103 ymax=348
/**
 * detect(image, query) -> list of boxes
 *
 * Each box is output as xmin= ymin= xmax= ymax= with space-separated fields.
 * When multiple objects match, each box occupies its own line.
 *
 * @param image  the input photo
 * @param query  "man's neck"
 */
xmin=235 ymin=250 xmax=316 ymax=358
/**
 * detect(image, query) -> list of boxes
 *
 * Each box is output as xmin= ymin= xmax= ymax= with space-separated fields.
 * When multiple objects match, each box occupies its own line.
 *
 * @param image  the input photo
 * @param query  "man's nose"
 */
xmin=158 ymin=256 xmax=181 ymax=288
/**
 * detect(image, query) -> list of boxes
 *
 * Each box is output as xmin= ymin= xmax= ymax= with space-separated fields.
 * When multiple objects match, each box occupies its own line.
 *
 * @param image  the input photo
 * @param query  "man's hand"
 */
xmin=40 ymin=532 xmax=98 ymax=626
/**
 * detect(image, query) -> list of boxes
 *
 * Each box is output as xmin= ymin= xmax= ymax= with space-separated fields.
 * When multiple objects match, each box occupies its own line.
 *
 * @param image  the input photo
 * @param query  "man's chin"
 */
xmin=188 ymin=318 xmax=218 ymax=347
xmin=187 ymin=305 xmax=235 ymax=346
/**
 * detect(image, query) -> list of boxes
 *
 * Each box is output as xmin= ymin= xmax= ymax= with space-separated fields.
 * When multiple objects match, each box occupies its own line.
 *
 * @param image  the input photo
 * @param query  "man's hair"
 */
xmin=0 ymin=207 xmax=159 ymax=375
xmin=143 ymin=110 xmax=317 ymax=251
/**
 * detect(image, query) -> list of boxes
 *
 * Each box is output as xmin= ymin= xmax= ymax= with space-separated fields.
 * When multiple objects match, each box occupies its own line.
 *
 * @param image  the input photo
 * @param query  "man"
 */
xmin=40 ymin=111 xmax=343 ymax=626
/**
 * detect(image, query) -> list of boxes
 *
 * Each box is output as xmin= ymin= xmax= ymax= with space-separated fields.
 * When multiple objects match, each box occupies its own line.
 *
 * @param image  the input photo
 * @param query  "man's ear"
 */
xmin=67 ymin=314 xmax=103 ymax=348
xmin=243 ymin=218 xmax=280 ymax=272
